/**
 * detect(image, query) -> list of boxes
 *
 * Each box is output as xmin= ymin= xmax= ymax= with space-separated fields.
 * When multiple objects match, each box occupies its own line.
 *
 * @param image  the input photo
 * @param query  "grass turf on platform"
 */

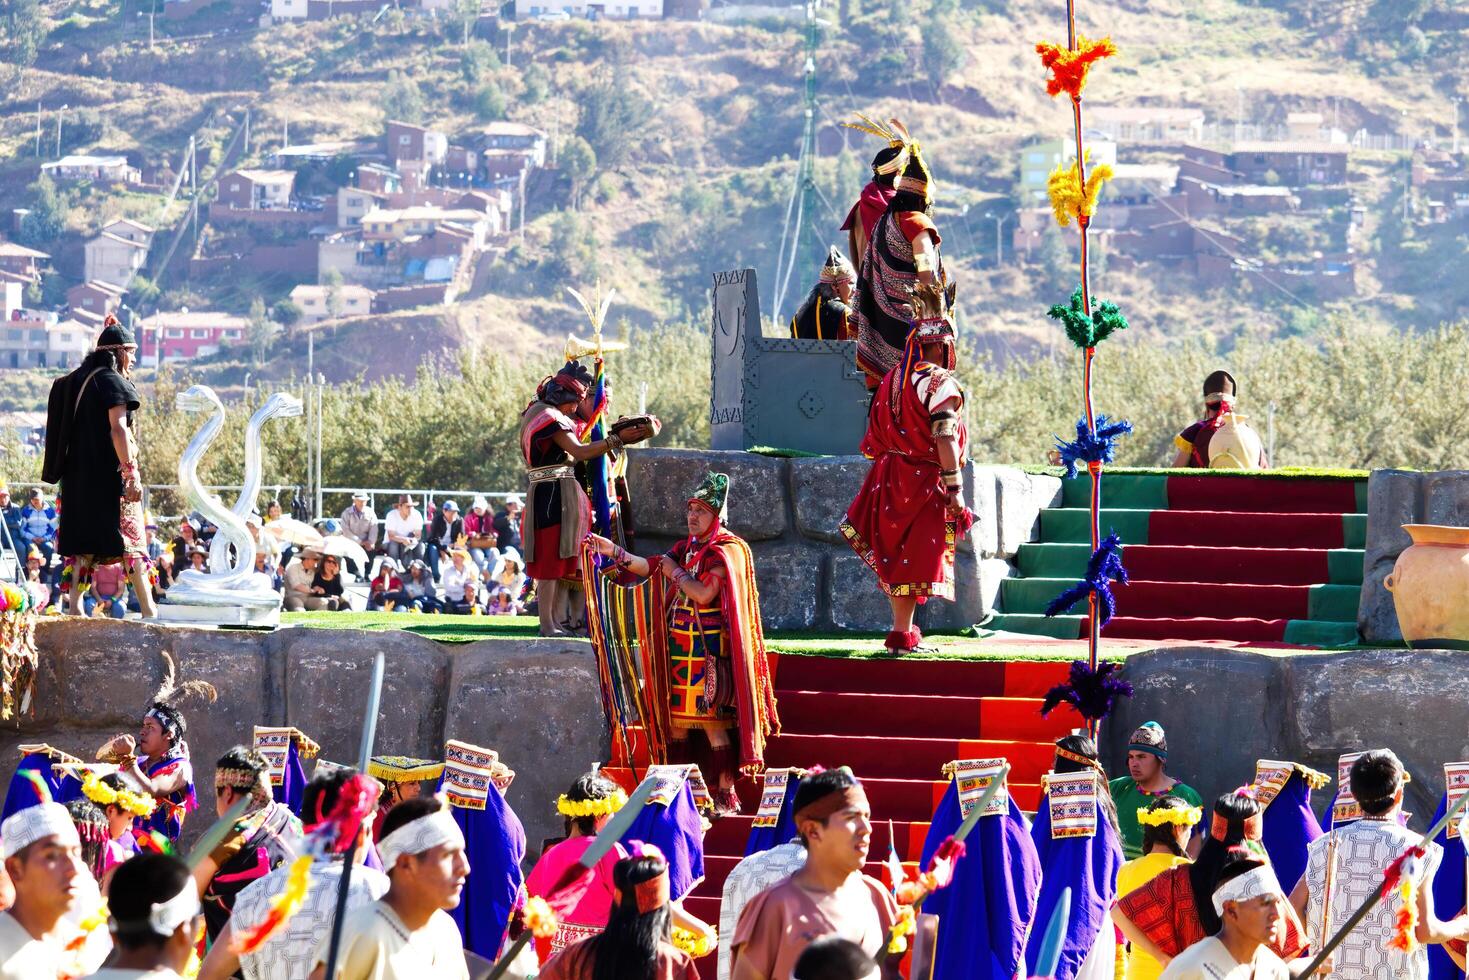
xmin=278 ymin=611 xmax=1119 ymax=661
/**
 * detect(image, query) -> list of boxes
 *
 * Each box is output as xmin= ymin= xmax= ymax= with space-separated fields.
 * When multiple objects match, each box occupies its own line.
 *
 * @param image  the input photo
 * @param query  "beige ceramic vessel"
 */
xmin=1384 ymin=524 xmax=1469 ymax=649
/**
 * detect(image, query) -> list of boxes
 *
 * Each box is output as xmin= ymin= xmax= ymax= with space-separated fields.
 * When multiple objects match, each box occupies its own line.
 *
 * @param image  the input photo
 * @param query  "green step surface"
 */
xmin=1308 ymin=584 xmax=1360 ymax=623
xmin=1014 ymin=543 xmax=1366 ymax=586
xmin=999 ymin=579 xmax=1359 ymax=622
xmin=1343 ymin=513 xmax=1367 ymax=548
xmin=987 ymin=613 xmax=1085 ymax=639
xmin=1040 ymin=508 xmax=1154 ymax=544
xmin=1282 ymin=619 xmax=1360 ymax=647
xmin=1059 ymin=474 xmax=1168 ymax=510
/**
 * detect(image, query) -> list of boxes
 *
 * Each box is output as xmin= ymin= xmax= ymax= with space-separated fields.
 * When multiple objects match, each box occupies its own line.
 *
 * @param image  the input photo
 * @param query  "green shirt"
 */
xmin=1109 ymin=775 xmax=1203 ymax=860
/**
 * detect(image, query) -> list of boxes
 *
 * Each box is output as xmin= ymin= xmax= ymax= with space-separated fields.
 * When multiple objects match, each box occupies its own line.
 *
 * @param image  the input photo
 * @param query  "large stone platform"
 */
xmin=626 ymin=448 xmax=1061 ymax=632
xmin=19 ymin=618 xmax=606 ymax=851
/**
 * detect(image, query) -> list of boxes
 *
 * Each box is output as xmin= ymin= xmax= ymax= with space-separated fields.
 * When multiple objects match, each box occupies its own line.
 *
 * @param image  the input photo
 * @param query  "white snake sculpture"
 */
xmin=164 ymin=385 xmax=303 ymax=610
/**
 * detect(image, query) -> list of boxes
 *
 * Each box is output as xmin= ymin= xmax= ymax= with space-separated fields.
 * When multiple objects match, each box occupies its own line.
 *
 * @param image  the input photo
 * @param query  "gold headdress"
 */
xmin=564 ymin=281 xmax=628 ymax=362
xmin=843 ymin=114 xmax=914 ymax=177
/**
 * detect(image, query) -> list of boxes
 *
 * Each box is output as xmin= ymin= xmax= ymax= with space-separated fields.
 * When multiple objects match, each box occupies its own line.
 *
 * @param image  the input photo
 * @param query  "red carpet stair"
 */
xmin=988 ymin=473 xmax=1367 ymax=645
xmin=606 ymin=656 xmax=1082 ymax=943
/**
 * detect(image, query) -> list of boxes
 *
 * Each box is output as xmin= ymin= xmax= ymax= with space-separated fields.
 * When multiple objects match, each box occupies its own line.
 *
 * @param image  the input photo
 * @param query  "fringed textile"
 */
xmin=582 ymin=545 xmax=667 ymax=772
xmin=0 ymin=583 xmax=39 ymax=720
xmin=1035 ymin=36 xmax=1118 ymax=100
xmin=1047 ymin=156 xmax=1113 ymax=227
xmin=1053 ymin=415 xmax=1134 ymax=480
xmin=1047 ymin=286 xmax=1130 ymax=350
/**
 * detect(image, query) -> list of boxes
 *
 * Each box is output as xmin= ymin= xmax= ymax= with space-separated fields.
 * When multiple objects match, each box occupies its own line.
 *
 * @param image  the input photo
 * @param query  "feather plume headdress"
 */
xmin=145 ymin=652 xmax=218 ymax=745
xmin=844 ymin=114 xmax=914 ymax=176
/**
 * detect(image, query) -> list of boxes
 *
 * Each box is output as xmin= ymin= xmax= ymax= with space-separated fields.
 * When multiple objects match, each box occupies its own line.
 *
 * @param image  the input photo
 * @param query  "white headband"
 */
xmin=1212 ymin=864 xmax=1282 ymax=916
xmin=377 ymin=808 xmax=464 ymax=870
xmin=1 ymin=803 xmax=80 ymax=858
xmin=112 ymin=879 xmax=201 ymax=938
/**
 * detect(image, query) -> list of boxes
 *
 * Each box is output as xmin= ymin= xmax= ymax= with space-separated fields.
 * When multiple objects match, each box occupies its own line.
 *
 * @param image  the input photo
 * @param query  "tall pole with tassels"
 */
xmin=1036 ymin=3 xmax=1134 ymax=739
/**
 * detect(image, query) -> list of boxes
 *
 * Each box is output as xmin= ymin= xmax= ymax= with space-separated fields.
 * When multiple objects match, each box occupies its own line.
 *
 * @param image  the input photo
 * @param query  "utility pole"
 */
xmin=35 ymin=104 xmax=41 ymax=157
xmin=243 ymin=108 xmax=250 ymax=156
xmin=55 ymin=105 xmax=69 ymax=159
xmin=771 ymin=0 xmax=823 ymax=328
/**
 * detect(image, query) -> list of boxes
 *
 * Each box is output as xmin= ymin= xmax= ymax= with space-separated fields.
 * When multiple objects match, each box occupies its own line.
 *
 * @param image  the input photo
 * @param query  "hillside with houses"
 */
xmin=0 ymin=0 xmax=1466 ymax=418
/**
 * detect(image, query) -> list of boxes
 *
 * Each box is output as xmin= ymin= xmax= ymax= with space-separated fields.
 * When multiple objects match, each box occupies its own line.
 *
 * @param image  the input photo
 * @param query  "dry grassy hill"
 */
xmin=0 ymin=0 xmax=1466 ymax=391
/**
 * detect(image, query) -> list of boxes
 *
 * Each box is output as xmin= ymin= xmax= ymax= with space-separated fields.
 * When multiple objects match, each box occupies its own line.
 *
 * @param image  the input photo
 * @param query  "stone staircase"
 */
xmin=989 ymin=473 xmax=1367 ymax=645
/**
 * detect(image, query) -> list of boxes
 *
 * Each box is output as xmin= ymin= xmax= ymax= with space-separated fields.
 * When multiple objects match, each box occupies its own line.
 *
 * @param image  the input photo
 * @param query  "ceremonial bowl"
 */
xmin=1384 ymin=524 xmax=1469 ymax=649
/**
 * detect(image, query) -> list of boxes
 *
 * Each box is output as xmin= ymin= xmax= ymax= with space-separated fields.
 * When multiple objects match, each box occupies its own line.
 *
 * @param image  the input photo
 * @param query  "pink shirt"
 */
xmin=91 ymin=563 xmax=126 ymax=598
xmin=525 ymin=836 xmax=628 ymax=960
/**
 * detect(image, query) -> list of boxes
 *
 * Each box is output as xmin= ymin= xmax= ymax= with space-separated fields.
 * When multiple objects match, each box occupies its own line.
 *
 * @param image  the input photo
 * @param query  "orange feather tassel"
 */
xmin=1035 ymin=36 xmax=1118 ymax=100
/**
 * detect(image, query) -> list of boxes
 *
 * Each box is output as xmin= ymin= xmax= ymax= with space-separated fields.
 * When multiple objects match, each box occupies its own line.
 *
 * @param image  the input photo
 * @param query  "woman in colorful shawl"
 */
xmin=1113 ymin=790 xmax=1306 ymax=970
xmin=520 ymin=361 xmax=658 ymax=637
xmin=840 ymin=281 xmax=970 ymax=655
xmin=526 ymin=773 xmax=631 ymax=961
xmin=1026 ymin=735 xmax=1124 ymax=980
xmin=54 ymin=316 xmax=157 ymax=618
xmin=587 ymin=472 xmax=780 ymax=816
xmin=851 ymin=143 xmax=949 ymax=389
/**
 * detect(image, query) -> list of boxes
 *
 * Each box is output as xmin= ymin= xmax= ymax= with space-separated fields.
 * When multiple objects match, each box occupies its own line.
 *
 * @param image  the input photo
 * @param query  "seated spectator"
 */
xmin=265 ymin=499 xmax=293 ymax=568
xmin=487 ymin=549 xmax=526 ymax=615
xmin=339 ymin=491 xmax=378 ymax=575
xmin=19 ymin=488 xmax=57 ymax=583
xmin=446 ymin=579 xmax=484 ymax=615
xmin=186 ymin=544 xmax=210 ymax=574
xmin=170 ymin=519 xmax=200 ymax=569
xmin=1171 ymin=370 xmax=1267 ymax=470
xmin=494 ymin=494 xmax=523 ymax=553
xmin=85 ymin=562 xmax=129 ymax=619
xmin=252 ymin=551 xmax=282 ymax=592
xmin=310 ymin=554 xmax=349 ymax=611
xmin=439 ymin=546 xmax=474 ymax=597
xmin=426 ymin=500 xmax=465 ymax=580
xmin=401 ymin=559 xmax=440 ymax=613
xmin=367 ymin=558 xmax=408 ymax=612
xmin=23 ymin=548 xmax=50 ymax=610
xmin=464 ymin=496 xmax=498 ymax=571
xmin=383 ymin=494 xmax=425 ymax=566
xmin=144 ymin=519 xmax=170 ymax=588
xmin=282 ymin=550 xmax=321 ymax=612
xmin=246 ymin=513 xmax=281 ymax=569
xmin=0 ymin=484 xmax=22 ymax=562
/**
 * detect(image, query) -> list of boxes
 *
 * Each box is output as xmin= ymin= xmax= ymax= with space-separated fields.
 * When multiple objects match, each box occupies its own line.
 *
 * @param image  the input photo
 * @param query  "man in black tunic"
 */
xmin=54 ymin=316 xmax=157 ymax=618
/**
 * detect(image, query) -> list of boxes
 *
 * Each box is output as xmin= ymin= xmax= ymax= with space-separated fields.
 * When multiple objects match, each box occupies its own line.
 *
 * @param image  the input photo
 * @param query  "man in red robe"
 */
xmin=587 ymin=473 xmax=779 ymax=815
xmin=840 ymin=282 xmax=969 ymax=655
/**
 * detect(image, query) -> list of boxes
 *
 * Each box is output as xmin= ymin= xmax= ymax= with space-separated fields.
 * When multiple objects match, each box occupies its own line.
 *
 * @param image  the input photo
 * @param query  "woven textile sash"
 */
xmin=752 ymin=769 xmax=795 ymax=829
xmin=1447 ymin=762 xmax=1469 ymax=839
xmin=443 ymin=739 xmax=499 ymax=811
xmin=1045 ymin=771 xmax=1099 ymax=839
xmin=952 ymin=757 xmax=1010 ymax=820
xmin=251 ymin=727 xmax=319 ymax=787
xmin=1254 ymin=760 xmax=1295 ymax=808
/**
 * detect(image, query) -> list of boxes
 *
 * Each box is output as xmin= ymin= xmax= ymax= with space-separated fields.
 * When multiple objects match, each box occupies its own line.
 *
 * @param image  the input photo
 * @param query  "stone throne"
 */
xmin=708 ymin=269 xmax=871 ymax=456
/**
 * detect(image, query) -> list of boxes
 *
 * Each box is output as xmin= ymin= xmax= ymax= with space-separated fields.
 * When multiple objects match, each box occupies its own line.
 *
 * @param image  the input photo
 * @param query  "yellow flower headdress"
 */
xmin=1136 ymin=804 xmax=1203 ymax=828
xmin=557 ymin=788 xmax=627 ymax=819
xmin=81 ymin=769 xmax=156 ymax=818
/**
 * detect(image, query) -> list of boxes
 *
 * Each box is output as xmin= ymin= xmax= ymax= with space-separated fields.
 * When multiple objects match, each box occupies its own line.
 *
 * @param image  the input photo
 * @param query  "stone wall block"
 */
xmin=1285 ymin=649 xmax=1469 ymax=815
xmin=968 ymin=467 xmax=999 ymax=558
xmin=1363 ymin=470 xmax=1422 ymax=569
xmin=748 ymin=540 xmax=825 ymax=630
xmin=995 ymin=468 xmax=1060 ymax=557
xmin=828 ymin=553 xmax=893 ymax=632
xmin=279 ymin=627 xmax=451 ymax=764
xmin=1357 ymin=565 xmax=1401 ymax=645
xmin=1422 ymin=471 xmax=1469 ymax=527
xmin=790 ymin=455 xmax=868 ymax=544
xmin=51 ymin=620 xmax=178 ymax=730
xmin=163 ymin=628 xmax=275 ymax=776
xmin=1104 ymin=648 xmax=1288 ymax=802
xmin=442 ymin=639 xmax=607 ymax=853
xmin=916 ymin=553 xmax=981 ymax=631
xmin=626 ymin=448 xmax=789 ymax=540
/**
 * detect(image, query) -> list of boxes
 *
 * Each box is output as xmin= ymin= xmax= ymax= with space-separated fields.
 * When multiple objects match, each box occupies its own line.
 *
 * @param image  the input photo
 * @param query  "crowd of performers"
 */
xmin=2 ymin=671 xmax=1467 ymax=980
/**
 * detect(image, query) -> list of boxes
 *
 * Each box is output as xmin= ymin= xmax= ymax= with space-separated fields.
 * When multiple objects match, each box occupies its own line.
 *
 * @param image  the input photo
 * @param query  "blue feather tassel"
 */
xmin=1043 ymin=533 xmax=1128 ymax=625
xmin=1052 ymin=415 xmax=1133 ymax=480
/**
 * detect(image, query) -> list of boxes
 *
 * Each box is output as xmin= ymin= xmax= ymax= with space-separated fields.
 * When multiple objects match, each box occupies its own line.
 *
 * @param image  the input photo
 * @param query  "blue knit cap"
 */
xmin=1128 ymin=721 xmax=1167 ymax=760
